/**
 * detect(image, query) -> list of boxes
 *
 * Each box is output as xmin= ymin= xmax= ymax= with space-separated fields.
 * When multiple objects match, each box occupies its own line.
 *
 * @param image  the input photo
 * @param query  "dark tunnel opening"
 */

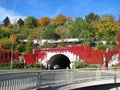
xmin=47 ymin=54 xmax=70 ymax=69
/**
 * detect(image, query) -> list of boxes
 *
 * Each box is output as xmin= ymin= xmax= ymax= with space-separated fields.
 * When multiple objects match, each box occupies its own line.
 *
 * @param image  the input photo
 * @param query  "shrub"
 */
xmin=12 ymin=60 xmax=24 ymax=69
xmin=86 ymin=64 xmax=98 ymax=68
xmin=73 ymin=60 xmax=87 ymax=69
xmin=96 ymin=43 xmax=107 ymax=50
xmin=0 ymin=63 xmax=10 ymax=69
xmin=27 ymin=64 xmax=34 ymax=68
xmin=34 ymin=63 xmax=45 ymax=69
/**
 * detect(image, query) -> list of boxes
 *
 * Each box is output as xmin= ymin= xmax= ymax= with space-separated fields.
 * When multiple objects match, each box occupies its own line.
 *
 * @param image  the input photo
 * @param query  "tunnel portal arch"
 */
xmin=47 ymin=54 xmax=70 ymax=69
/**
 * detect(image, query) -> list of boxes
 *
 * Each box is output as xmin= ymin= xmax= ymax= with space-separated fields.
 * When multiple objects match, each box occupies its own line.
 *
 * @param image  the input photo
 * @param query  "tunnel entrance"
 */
xmin=47 ymin=54 xmax=70 ymax=69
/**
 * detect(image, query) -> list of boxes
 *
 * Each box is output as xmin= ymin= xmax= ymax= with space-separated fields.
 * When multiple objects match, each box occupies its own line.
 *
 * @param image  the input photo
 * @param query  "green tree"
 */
xmin=70 ymin=19 xmax=94 ymax=39
xmin=85 ymin=12 xmax=100 ymax=23
xmin=42 ymin=25 xmax=60 ymax=40
xmin=66 ymin=16 xmax=73 ymax=24
xmin=79 ymin=30 xmax=92 ymax=45
xmin=17 ymin=18 xmax=24 ymax=27
xmin=70 ymin=21 xmax=82 ymax=38
xmin=17 ymin=33 xmax=27 ymax=41
xmin=4 ymin=42 xmax=15 ymax=50
xmin=69 ymin=17 xmax=84 ymax=38
xmin=3 ymin=16 xmax=11 ymax=27
xmin=17 ymin=43 xmax=25 ymax=52
xmin=24 ymin=16 xmax=37 ymax=28
xmin=56 ymin=26 xmax=70 ymax=38
xmin=74 ymin=17 xmax=83 ymax=23
xmin=25 ymin=38 xmax=34 ymax=53
xmin=0 ymin=29 xmax=10 ymax=39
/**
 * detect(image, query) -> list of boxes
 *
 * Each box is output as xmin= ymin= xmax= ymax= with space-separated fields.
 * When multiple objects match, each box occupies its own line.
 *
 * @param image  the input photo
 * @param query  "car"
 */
xmin=53 ymin=65 xmax=59 ymax=69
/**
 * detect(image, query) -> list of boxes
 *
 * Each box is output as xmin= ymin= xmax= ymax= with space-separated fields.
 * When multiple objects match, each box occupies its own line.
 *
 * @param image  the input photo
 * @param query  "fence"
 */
xmin=0 ymin=69 xmax=120 ymax=90
xmin=0 ymin=71 xmax=38 ymax=90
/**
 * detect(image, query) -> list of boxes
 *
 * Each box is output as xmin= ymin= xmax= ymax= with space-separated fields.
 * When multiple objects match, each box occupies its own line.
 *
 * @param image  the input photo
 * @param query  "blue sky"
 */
xmin=0 ymin=0 xmax=120 ymax=23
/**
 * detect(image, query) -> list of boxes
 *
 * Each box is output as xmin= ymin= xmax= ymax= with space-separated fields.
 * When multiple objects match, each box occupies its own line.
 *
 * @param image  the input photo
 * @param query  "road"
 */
xmin=0 ymin=69 xmax=119 ymax=90
xmin=36 ymin=69 xmax=118 ymax=88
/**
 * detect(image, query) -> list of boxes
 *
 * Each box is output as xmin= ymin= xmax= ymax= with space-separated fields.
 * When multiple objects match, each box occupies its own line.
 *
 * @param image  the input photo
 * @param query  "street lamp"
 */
xmin=10 ymin=40 xmax=13 ymax=69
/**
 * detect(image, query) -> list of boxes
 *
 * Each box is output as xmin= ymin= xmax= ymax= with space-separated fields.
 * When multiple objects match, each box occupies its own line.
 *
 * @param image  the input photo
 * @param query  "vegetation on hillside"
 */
xmin=0 ymin=12 xmax=120 ymax=54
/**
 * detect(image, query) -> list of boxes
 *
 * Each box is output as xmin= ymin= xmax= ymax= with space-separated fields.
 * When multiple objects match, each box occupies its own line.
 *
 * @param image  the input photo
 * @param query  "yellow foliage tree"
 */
xmin=9 ymin=34 xmax=17 ymax=45
xmin=52 ymin=14 xmax=66 ymax=26
xmin=38 ymin=16 xmax=50 ymax=26
xmin=0 ymin=39 xmax=9 ymax=48
xmin=92 ymin=15 xmax=120 ymax=40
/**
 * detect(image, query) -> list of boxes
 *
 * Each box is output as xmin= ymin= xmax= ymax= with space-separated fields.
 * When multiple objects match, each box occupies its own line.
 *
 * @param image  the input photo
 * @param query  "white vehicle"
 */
xmin=53 ymin=65 xmax=59 ymax=69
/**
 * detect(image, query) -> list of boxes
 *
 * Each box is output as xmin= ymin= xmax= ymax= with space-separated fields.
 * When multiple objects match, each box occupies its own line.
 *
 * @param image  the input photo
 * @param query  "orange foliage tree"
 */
xmin=52 ymin=14 xmax=66 ymax=26
xmin=38 ymin=16 xmax=50 ymax=26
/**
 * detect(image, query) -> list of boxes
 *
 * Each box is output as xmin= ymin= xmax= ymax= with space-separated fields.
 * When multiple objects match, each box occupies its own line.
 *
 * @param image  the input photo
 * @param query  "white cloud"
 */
xmin=0 ymin=6 xmax=26 ymax=23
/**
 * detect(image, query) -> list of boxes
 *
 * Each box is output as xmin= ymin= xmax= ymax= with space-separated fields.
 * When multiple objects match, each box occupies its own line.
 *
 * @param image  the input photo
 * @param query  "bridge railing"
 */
xmin=0 ymin=71 xmax=39 ymax=90
xmin=0 ymin=68 xmax=120 ymax=90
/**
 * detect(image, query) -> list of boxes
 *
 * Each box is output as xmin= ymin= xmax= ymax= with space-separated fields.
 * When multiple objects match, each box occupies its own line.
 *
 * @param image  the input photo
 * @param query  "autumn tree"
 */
xmin=0 ymin=39 xmax=9 ymax=48
xmin=3 ymin=16 xmax=11 ymax=27
xmin=38 ymin=16 xmax=50 ymax=26
xmin=52 ymin=14 xmax=66 ymax=26
xmin=92 ymin=14 xmax=120 ymax=40
xmin=24 ymin=16 xmax=37 ymax=28
xmin=9 ymin=34 xmax=17 ymax=45
xmin=0 ymin=34 xmax=17 ymax=49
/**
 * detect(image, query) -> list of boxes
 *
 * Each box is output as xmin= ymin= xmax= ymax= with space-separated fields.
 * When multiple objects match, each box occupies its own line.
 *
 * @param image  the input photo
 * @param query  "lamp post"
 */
xmin=10 ymin=40 xmax=13 ymax=69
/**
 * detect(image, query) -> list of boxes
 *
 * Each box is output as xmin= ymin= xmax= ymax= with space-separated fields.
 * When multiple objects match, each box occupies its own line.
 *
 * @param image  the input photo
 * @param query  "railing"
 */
xmin=0 ymin=68 xmax=120 ymax=90
xmin=0 ymin=71 xmax=39 ymax=90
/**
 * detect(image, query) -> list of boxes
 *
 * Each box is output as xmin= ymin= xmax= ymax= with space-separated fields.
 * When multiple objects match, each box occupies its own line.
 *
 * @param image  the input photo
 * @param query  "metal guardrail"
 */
xmin=0 ymin=69 xmax=120 ymax=90
xmin=0 ymin=72 xmax=39 ymax=90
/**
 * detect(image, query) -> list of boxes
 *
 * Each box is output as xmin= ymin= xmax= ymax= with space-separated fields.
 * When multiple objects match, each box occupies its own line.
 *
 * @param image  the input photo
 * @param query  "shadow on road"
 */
xmin=72 ymin=83 xmax=120 ymax=90
xmin=37 ymin=83 xmax=120 ymax=90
